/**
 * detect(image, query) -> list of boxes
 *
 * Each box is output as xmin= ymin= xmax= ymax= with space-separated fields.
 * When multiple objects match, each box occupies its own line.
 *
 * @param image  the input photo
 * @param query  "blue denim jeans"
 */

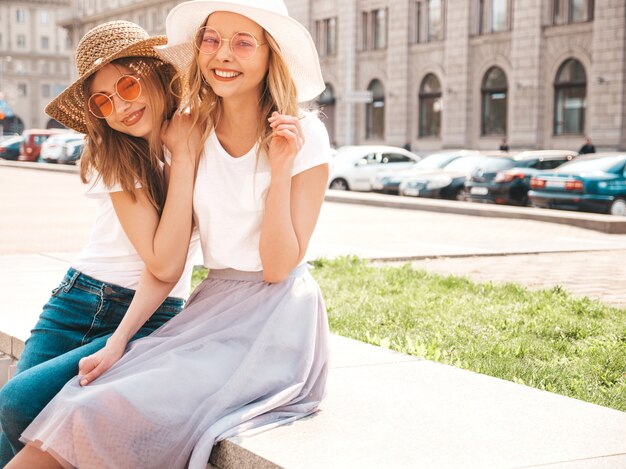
xmin=0 ymin=268 xmax=184 ymax=466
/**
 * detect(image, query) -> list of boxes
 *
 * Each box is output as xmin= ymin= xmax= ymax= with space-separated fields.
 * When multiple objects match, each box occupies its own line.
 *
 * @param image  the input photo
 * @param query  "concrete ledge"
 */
xmin=210 ymin=335 xmax=626 ymax=469
xmin=0 ymin=159 xmax=78 ymax=174
xmin=0 ymin=331 xmax=23 ymax=360
xmin=3 ymin=333 xmax=626 ymax=468
xmin=325 ymin=190 xmax=626 ymax=234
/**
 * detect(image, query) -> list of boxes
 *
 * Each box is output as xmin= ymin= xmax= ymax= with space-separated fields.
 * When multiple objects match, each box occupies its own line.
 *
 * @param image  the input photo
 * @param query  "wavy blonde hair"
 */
xmin=80 ymin=57 xmax=181 ymax=212
xmin=184 ymin=26 xmax=299 ymax=157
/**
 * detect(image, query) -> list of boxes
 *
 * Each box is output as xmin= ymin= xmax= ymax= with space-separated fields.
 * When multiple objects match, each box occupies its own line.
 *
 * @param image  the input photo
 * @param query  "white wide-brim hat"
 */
xmin=155 ymin=0 xmax=325 ymax=103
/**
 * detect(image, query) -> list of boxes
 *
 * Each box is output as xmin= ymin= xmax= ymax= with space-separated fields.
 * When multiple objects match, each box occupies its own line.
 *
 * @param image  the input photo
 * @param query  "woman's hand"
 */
xmin=161 ymin=109 xmax=203 ymax=163
xmin=77 ymin=337 xmax=127 ymax=386
xmin=268 ymin=112 xmax=305 ymax=176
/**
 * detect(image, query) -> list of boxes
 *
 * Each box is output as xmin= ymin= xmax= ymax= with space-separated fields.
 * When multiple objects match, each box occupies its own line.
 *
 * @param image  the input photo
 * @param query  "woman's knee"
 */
xmin=0 ymin=376 xmax=37 ymax=436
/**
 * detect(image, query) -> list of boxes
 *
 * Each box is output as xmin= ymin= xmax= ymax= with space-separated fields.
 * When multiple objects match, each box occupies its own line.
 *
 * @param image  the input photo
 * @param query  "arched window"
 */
xmin=554 ymin=59 xmax=586 ymax=135
xmin=46 ymin=118 xmax=66 ymax=129
xmin=419 ymin=74 xmax=442 ymax=137
xmin=481 ymin=66 xmax=507 ymax=135
xmin=366 ymin=79 xmax=385 ymax=140
xmin=318 ymin=84 xmax=335 ymax=106
xmin=317 ymin=83 xmax=336 ymax=145
xmin=1 ymin=115 xmax=25 ymax=134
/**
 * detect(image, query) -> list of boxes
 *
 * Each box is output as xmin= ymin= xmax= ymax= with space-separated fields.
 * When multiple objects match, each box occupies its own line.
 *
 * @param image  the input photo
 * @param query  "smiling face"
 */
xmin=89 ymin=63 xmax=154 ymax=139
xmin=196 ymin=11 xmax=270 ymax=103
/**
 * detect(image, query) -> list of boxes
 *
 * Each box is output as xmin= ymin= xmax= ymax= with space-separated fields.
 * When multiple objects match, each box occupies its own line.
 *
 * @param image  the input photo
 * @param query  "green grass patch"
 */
xmin=191 ymin=257 xmax=626 ymax=411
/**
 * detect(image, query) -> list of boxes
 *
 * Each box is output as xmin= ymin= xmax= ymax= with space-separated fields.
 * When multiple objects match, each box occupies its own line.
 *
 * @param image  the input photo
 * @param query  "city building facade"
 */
xmin=0 ymin=0 xmax=72 ymax=133
xmin=289 ymin=0 xmax=626 ymax=152
xmin=7 ymin=0 xmax=626 ymax=152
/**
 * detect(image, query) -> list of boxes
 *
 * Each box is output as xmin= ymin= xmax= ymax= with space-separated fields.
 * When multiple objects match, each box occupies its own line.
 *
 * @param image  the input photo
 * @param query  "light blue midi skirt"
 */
xmin=21 ymin=264 xmax=329 ymax=469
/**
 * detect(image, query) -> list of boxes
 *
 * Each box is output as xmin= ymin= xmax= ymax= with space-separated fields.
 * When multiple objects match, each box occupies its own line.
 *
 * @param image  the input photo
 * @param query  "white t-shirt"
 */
xmin=71 ymin=175 xmax=200 ymax=300
xmin=192 ymin=111 xmax=331 ymax=272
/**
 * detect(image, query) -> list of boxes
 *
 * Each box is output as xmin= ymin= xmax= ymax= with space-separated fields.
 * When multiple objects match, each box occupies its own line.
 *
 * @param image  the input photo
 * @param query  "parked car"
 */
xmin=398 ymin=153 xmax=492 ymax=200
xmin=328 ymin=145 xmax=421 ymax=191
xmin=41 ymin=133 xmax=85 ymax=163
xmin=371 ymin=150 xmax=470 ymax=195
xmin=19 ymin=128 xmax=67 ymax=162
xmin=528 ymin=153 xmax=626 ymax=216
xmin=58 ymin=139 xmax=85 ymax=165
xmin=0 ymin=136 xmax=24 ymax=161
xmin=465 ymin=150 xmax=578 ymax=206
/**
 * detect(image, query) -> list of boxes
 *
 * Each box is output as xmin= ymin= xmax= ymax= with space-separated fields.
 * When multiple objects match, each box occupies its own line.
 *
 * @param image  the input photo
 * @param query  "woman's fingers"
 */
xmin=78 ymin=354 xmax=101 ymax=386
xmin=272 ymin=124 xmax=304 ymax=150
xmin=78 ymin=355 xmax=97 ymax=375
xmin=80 ymin=360 xmax=110 ymax=386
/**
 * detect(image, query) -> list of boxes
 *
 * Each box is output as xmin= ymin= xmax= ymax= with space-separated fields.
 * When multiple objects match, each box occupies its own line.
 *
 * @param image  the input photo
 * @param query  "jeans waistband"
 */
xmin=62 ymin=268 xmax=184 ymax=307
xmin=207 ymin=263 xmax=310 ymax=282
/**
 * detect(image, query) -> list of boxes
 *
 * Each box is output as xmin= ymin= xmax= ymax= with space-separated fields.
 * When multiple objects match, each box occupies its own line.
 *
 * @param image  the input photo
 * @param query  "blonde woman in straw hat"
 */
xmin=8 ymin=1 xmax=331 ymax=468
xmin=0 ymin=21 xmax=202 ymax=466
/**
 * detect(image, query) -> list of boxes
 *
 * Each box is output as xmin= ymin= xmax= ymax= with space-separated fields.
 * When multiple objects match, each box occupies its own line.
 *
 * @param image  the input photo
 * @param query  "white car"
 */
xmin=40 ymin=133 xmax=85 ymax=163
xmin=328 ymin=145 xmax=421 ymax=191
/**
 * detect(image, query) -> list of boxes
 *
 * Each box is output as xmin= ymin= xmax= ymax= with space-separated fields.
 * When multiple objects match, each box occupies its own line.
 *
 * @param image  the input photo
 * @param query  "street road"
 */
xmin=3 ymin=165 xmax=626 ymax=258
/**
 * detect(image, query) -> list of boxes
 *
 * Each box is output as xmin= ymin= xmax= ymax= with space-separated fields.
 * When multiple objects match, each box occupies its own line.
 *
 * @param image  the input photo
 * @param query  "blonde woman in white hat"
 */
xmin=0 ymin=21 xmax=202 ymax=467
xmin=9 ymin=1 xmax=331 ymax=468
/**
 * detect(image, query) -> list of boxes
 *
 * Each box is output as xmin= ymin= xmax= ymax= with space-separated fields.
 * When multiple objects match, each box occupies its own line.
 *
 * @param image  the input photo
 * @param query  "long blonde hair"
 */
xmin=80 ymin=57 xmax=181 ymax=212
xmin=185 ymin=28 xmax=299 ymax=156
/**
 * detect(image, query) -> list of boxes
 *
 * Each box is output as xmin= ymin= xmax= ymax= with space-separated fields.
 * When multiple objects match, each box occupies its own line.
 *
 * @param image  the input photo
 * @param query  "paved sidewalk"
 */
xmin=395 ymin=250 xmax=626 ymax=309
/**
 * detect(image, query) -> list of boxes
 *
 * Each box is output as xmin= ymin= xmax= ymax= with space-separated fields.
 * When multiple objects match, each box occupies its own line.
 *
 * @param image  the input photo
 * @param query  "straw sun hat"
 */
xmin=45 ymin=21 xmax=167 ymax=134
xmin=156 ymin=0 xmax=325 ymax=103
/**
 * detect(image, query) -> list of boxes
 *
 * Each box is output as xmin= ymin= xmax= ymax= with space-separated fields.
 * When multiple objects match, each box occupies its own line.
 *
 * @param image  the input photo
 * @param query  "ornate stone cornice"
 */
xmin=59 ymin=0 xmax=168 ymax=27
xmin=6 ymin=0 xmax=71 ymax=6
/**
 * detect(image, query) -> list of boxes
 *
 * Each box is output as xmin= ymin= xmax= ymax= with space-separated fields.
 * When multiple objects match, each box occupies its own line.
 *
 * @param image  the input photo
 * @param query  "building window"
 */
xmin=16 ymin=9 xmax=25 ymax=23
xmin=40 ymin=11 xmax=49 ymax=24
xmin=481 ymin=66 xmax=507 ymax=135
xmin=366 ymin=79 xmax=385 ymax=140
xmin=570 ymin=0 xmax=589 ymax=22
xmin=412 ymin=1 xmax=422 ymax=43
xmin=552 ymin=0 xmax=593 ymax=25
xmin=16 ymin=35 xmax=26 ymax=49
xmin=53 ymin=84 xmax=65 ymax=97
xmin=327 ymin=18 xmax=337 ymax=55
xmin=361 ymin=12 xmax=369 ymax=50
xmin=373 ymin=9 xmax=387 ymax=49
xmin=360 ymin=9 xmax=388 ymax=50
xmin=317 ymin=84 xmax=336 ymax=145
xmin=41 ymin=36 xmax=50 ymax=50
xmin=41 ymin=84 xmax=51 ymax=98
xmin=554 ymin=59 xmax=586 ymax=135
xmin=41 ymin=61 xmax=50 ymax=74
xmin=318 ymin=84 xmax=336 ymax=107
xmin=427 ymin=0 xmax=444 ymax=41
xmin=419 ymin=74 xmax=442 ymax=137
xmin=315 ymin=17 xmax=337 ymax=57
xmin=478 ymin=0 xmax=510 ymax=34
xmin=18 ymin=83 xmax=27 ymax=97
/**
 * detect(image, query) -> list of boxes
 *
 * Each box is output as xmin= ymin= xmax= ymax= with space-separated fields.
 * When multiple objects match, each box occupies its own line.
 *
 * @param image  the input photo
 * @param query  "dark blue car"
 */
xmin=0 ymin=136 xmax=23 ymax=161
xmin=466 ymin=150 xmax=577 ymax=206
xmin=528 ymin=153 xmax=626 ymax=216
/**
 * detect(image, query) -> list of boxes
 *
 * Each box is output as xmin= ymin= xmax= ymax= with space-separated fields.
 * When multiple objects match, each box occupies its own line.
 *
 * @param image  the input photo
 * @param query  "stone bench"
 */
xmin=2 ymin=332 xmax=626 ymax=468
